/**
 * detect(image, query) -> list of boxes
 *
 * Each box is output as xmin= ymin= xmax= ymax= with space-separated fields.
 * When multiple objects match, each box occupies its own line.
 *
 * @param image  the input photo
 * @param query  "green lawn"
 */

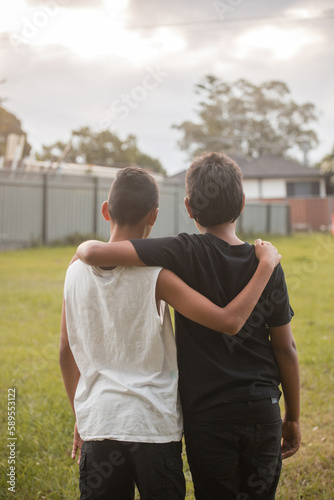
xmin=0 ymin=235 xmax=333 ymax=499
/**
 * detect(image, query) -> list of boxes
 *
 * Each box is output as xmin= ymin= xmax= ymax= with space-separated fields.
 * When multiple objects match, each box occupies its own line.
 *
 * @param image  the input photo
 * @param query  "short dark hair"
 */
xmin=108 ymin=167 xmax=159 ymax=225
xmin=185 ymin=152 xmax=244 ymax=227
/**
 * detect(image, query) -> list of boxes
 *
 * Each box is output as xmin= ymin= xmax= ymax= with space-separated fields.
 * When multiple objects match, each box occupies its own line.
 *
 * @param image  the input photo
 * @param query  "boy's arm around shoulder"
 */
xmin=270 ymin=323 xmax=301 ymax=460
xmin=77 ymin=240 xmax=143 ymax=267
xmin=157 ymin=239 xmax=282 ymax=336
xmin=77 ymin=237 xmax=279 ymax=270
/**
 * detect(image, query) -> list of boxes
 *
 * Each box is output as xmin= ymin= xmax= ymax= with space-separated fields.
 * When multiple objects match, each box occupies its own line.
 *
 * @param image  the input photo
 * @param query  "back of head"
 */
xmin=185 ymin=152 xmax=244 ymax=227
xmin=108 ymin=166 xmax=159 ymax=225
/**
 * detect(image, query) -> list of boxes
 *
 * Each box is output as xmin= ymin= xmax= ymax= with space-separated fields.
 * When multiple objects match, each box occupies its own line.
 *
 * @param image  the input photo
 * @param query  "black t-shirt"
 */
xmin=131 ymin=233 xmax=294 ymax=413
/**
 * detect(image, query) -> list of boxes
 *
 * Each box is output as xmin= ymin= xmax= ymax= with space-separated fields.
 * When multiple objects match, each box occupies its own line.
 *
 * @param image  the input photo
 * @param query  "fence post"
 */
xmin=266 ymin=204 xmax=271 ymax=233
xmin=286 ymin=203 xmax=292 ymax=235
xmin=93 ymin=176 xmax=98 ymax=236
xmin=329 ymin=197 xmax=333 ymax=228
xmin=42 ymin=173 xmax=48 ymax=245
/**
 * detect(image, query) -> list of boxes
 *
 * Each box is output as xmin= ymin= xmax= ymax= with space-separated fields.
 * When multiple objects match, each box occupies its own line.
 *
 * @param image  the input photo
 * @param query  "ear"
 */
xmin=101 ymin=201 xmax=110 ymax=221
xmin=147 ymin=207 xmax=159 ymax=227
xmin=184 ymin=197 xmax=194 ymax=219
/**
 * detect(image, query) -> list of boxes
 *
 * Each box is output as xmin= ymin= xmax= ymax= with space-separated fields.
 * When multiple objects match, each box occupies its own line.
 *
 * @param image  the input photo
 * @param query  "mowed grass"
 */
xmin=0 ymin=234 xmax=333 ymax=499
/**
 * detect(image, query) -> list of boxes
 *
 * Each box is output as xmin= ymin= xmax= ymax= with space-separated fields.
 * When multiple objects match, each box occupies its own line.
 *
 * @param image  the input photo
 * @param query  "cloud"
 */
xmin=235 ymin=25 xmax=324 ymax=60
xmin=1 ymin=0 xmax=333 ymax=172
xmin=125 ymin=0 xmax=214 ymax=26
xmin=24 ymin=0 xmax=105 ymax=8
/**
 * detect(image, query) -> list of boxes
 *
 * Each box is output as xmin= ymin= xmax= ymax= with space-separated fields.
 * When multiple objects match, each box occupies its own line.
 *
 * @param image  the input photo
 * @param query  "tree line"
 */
xmin=0 ymin=76 xmax=333 ymax=173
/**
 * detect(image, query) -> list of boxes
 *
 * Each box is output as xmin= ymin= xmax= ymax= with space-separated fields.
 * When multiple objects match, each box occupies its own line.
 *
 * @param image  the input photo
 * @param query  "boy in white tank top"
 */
xmin=59 ymin=167 xmax=281 ymax=500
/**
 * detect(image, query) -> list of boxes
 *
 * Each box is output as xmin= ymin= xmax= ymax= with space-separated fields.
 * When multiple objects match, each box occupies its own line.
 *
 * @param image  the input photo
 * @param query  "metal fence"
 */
xmin=0 ymin=170 xmax=290 ymax=248
xmin=288 ymin=197 xmax=334 ymax=231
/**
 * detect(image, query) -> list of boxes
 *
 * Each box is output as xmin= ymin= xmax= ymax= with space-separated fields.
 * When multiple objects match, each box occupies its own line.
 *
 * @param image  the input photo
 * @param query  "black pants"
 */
xmin=79 ymin=439 xmax=185 ymax=500
xmin=184 ymin=398 xmax=282 ymax=500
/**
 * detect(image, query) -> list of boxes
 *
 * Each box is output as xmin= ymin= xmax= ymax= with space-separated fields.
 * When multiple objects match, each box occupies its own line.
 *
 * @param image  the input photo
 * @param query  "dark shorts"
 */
xmin=79 ymin=439 xmax=185 ymax=500
xmin=184 ymin=398 xmax=282 ymax=500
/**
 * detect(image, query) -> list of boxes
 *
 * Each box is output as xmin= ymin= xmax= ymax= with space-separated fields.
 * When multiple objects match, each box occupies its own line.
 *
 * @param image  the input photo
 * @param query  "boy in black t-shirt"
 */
xmin=76 ymin=153 xmax=301 ymax=500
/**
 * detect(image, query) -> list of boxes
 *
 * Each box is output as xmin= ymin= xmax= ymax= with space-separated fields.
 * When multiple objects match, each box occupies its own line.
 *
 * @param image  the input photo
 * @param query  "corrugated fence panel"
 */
xmin=46 ymin=176 xmax=96 ymax=243
xmin=0 ymin=174 xmax=43 ymax=244
xmin=0 ymin=171 xmax=293 ymax=247
xmin=239 ymin=204 xmax=268 ymax=234
xmin=151 ymin=189 xmax=177 ymax=237
xmin=270 ymin=204 xmax=289 ymax=235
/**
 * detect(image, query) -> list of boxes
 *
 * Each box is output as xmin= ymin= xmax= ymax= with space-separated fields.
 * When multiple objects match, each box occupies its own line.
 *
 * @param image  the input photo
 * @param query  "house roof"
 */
xmin=242 ymin=155 xmax=322 ymax=179
xmin=166 ymin=155 xmax=323 ymax=183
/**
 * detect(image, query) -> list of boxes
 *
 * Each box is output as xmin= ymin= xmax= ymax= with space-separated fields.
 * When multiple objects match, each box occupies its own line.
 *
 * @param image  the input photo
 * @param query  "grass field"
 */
xmin=0 ymin=234 xmax=333 ymax=499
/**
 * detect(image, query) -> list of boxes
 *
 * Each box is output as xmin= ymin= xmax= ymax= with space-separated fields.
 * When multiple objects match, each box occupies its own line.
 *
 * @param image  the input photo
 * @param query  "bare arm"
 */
xmin=59 ymin=299 xmax=83 ymax=462
xmin=270 ymin=323 xmax=301 ymax=460
xmin=156 ymin=243 xmax=280 ymax=336
xmin=59 ymin=299 xmax=80 ymax=415
xmin=77 ymin=240 xmax=143 ymax=266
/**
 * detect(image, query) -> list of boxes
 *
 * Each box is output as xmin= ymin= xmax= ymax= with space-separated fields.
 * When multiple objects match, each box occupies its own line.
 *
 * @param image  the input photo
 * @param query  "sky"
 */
xmin=0 ymin=0 xmax=333 ymax=174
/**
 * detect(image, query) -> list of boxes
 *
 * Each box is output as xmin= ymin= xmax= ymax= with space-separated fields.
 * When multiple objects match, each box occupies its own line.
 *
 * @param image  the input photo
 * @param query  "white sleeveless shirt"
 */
xmin=64 ymin=261 xmax=182 ymax=442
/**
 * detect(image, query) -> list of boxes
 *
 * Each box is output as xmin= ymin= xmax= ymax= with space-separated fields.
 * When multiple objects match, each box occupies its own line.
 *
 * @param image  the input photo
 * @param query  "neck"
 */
xmin=108 ymin=223 xmax=148 ymax=242
xmin=199 ymin=221 xmax=244 ymax=245
xmin=98 ymin=223 xmax=148 ymax=270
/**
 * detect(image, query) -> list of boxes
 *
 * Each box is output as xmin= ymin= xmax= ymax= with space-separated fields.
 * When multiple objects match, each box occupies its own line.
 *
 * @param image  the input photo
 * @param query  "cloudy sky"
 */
xmin=1 ymin=0 xmax=333 ymax=174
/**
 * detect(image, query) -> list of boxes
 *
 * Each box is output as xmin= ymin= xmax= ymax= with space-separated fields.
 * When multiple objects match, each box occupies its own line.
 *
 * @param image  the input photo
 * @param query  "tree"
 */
xmin=37 ymin=127 xmax=165 ymax=174
xmin=173 ymin=75 xmax=318 ymax=160
xmin=0 ymin=106 xmax=32 ymax=158
xmin=0 ymin=79 xmax=31 ymax=158
xmin=317 ymin=145 xmax=334 ymax=194
xmin=317 ymin=145 xmax=334 ymax=173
